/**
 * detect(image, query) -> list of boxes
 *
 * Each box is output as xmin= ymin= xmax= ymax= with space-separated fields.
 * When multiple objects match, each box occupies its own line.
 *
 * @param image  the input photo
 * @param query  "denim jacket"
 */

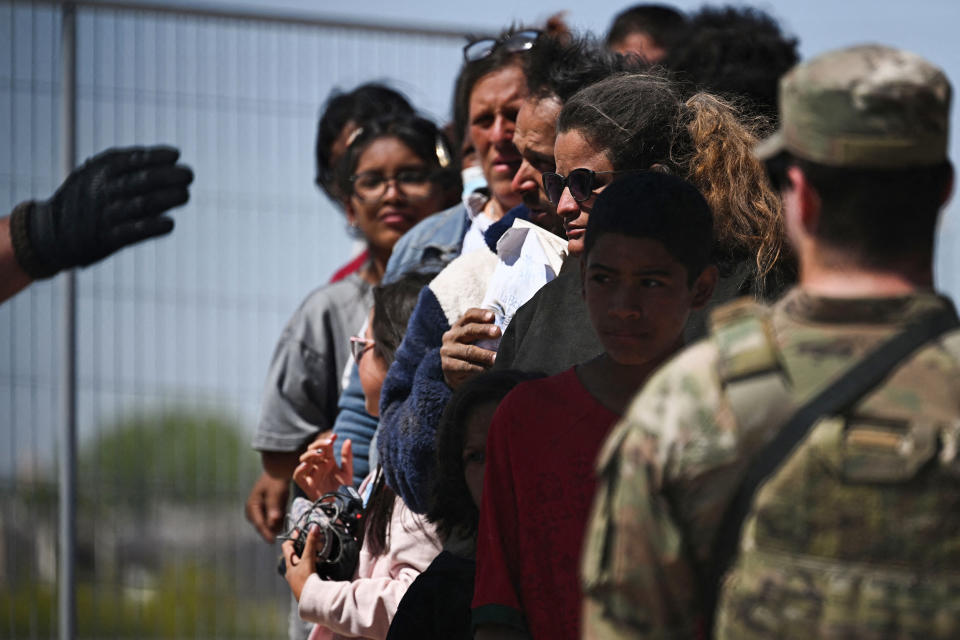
xmin=382 ymin=202 xmax=470 ymax=284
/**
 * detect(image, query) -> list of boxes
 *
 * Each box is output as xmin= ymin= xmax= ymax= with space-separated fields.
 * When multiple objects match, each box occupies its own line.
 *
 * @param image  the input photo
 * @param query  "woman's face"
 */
xmin=468 ymin=64 xmax=526 ymax=213
xmin=357 ymin=311 xmax=389 ymax=417
xmin=552 ymin=128 xmax=616 ymax=256
xmin=462 ymin=400 xmax=500 ymax=508
xmin=346 ymin=136 xmax=447 ymax=256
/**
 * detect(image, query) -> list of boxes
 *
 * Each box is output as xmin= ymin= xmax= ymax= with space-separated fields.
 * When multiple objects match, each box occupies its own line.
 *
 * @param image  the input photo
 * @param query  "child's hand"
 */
xmin=293 ymin=436 xmax=354 ymax=500
xmin=281 ymin=527 xmax=320 ymax=601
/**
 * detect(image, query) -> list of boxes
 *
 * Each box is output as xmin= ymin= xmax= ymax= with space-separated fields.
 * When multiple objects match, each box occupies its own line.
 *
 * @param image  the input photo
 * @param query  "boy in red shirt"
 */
xmin=472 ymin=172 xmax=718 ymax=640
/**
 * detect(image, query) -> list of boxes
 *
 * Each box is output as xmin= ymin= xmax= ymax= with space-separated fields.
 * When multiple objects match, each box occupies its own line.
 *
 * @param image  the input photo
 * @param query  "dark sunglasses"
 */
xmin=542 ymin=169 xmax=628 ymax=206
xmin=463 ymin=30 xmax=541 ymax=62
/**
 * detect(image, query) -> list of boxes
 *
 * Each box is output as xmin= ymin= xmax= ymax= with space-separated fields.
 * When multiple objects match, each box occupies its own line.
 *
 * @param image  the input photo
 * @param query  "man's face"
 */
xmin=611 ymin=31 xmax=667 ymax=63
xmin=510 ymin=95 xmax=564 ymax=236
xmin=582 ymin=233 xmax=712 ymax=366
xmin=468 ymin=64 xmax=526 ymax=213
xmin=553 ymin=129 xmax=616 ymax=255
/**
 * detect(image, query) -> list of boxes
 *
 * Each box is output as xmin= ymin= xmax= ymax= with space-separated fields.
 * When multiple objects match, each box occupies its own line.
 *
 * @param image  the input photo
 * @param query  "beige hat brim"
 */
xmin=753 ymin=128 xmax=786 ymax=162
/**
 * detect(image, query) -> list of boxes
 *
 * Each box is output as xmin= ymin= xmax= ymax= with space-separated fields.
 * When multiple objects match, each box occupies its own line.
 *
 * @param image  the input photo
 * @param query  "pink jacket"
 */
xmin=299 ymin=493 xmax=441 ymax=640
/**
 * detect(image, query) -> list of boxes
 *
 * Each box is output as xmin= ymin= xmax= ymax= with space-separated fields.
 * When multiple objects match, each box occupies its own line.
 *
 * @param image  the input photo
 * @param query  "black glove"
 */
xmin=10 ymin=145 xmax=194 ymax=279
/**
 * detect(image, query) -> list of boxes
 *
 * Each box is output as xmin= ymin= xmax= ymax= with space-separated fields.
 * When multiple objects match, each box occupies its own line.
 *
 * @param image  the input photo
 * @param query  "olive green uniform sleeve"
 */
xmin=581 ymin=341 xmax=740 ymax=639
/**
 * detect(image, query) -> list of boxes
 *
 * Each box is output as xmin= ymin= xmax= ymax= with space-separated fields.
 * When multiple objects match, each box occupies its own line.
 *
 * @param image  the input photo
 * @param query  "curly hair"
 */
xmin=664 ymin=6 xmax=799 ymax=123
xmin=684 ymin=92 xmax=785 ymax=293
xmin=558 ymin=72 xmax=789 ymax=296
xmin=426 ymin=369 xmax=544 ymax=541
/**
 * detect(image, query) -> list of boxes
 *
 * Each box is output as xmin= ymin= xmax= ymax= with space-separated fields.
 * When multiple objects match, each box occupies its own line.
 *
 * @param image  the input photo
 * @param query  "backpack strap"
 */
xmin=711 ymin=299 xmax=795 ymax=449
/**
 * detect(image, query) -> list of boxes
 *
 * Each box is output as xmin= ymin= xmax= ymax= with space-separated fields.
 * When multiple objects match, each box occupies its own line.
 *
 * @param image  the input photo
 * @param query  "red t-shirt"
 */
xmin=472 ymin=367 xmax=619 ymax=640
xmin=329 ymin=250 xmax=369 ymax=283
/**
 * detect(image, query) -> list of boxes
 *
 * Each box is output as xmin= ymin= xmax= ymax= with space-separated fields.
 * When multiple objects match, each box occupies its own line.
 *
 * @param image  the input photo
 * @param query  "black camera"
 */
xmin=278 ymin=485 xmax=364 ymax=582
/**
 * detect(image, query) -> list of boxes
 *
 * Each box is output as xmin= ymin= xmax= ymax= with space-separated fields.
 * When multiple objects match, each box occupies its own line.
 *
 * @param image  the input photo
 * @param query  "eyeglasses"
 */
xmin=463 ymin=30 xmax=541 ymax=62
xmin=350 ymin=335 xmax=375 ymax=362
xmin=350 ymin=169 xmax=434 ymax=203
xmin=541 ymin=169 xmax=628 ymax=206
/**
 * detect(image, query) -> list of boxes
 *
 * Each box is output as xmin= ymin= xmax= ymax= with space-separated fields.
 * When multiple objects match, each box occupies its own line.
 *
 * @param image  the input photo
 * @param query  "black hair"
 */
xmin=370 ymin=272 xmax=433 ymax=367
xmin=334 ymin=114 xmax=462 ymax=211
xmin=664 ymin=6 xmax=799 ymax=123
xmin=524 ymin=33 xmax=639 ymax=104
xmin=450 ymin=26 xmax=535 ymax=154
xmin=315 ymin=83 xmax=414 ymax=202
xmin=584 ymin=172 xmax=714 ymax=284
xmin=363 ymin=272 xmax=434 ymax=558
xmin=766 ymin=153 xmax=952 ymax=268
xmin=426 ymin=369 xmax=544 ymax=542
xmin=605 ymin=4 xmax=687 ymax=52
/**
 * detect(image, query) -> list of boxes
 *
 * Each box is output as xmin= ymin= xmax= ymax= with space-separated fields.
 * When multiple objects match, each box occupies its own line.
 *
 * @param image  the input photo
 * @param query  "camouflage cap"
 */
xmin=754 ymin=44 xmax=951 ymax=168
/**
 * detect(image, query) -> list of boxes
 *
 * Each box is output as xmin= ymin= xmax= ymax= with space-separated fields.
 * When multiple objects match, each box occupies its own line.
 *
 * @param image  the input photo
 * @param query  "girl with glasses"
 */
xmin=281 ymin=273 xmax=440 ymax=640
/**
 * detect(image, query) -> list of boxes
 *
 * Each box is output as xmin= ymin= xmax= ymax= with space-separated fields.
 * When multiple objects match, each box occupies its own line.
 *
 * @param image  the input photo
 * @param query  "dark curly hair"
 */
xmin=314 ymin=83 xmax=413 ymax=202
xmin=427 ymin=369 xmax=543 ymax=541
xmin=524 ymin=33 xmax=638 ymax=104
xmin=664 ymin=6 xmax=799 ymax=123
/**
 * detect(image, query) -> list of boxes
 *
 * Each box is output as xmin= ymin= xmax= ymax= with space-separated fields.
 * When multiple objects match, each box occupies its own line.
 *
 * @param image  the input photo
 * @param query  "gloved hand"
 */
xmin=10 ymin=145 xmax=194 ymax=278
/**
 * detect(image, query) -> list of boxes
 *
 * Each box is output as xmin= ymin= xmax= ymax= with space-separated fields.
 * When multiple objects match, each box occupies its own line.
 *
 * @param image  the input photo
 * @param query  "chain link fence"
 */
xmin=0 ymin=2 xmax=467 ymax=637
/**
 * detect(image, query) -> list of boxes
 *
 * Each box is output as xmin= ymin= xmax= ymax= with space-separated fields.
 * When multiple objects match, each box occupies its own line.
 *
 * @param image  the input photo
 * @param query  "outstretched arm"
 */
xmin=2 ymin=145 xmax=193 ymax=304
xmin=0 ymin=213 xmax=32 ymax=302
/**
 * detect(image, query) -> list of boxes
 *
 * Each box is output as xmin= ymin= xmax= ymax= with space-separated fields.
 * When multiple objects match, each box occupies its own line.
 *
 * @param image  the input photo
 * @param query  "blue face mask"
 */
xmin=461 ymin=165 xmax=487 ymax=202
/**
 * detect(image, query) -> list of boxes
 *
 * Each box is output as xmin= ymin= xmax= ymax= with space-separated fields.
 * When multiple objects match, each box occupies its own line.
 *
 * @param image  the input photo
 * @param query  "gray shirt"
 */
xmin=253 ymin=271 xmax=373 ymax=451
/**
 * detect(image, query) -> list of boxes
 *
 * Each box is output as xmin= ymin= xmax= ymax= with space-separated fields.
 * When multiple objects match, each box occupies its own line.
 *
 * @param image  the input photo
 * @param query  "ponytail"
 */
xmin=682 ymin=92 xmax=787 ymax=296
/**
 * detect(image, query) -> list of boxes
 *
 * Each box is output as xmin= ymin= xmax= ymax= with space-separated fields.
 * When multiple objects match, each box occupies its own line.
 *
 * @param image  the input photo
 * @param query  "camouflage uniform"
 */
xmin=581 ymin=45 xmax=958 ymax=639
xmin=582 ymin=290 xmax=960 ymax=638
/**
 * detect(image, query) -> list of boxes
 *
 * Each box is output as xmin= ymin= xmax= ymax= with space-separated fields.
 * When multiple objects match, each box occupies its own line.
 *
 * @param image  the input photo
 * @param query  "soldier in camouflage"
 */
xmin=580 ymin=44 xmax=960 ymax=639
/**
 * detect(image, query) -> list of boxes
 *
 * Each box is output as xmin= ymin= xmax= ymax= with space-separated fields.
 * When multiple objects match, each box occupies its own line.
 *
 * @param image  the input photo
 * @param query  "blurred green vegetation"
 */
xmin=1 ymin=562 xmax=284 ymax=638
xmin=2 ymin=408 xmax=284 ymax=638
xmin=79 ymin=409 xmax=261 ymax=509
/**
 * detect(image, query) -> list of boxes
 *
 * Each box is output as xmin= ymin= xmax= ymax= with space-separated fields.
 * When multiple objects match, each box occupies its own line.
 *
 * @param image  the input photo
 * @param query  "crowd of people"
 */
xmin=3 ymin=2 xmax=957 ymax=639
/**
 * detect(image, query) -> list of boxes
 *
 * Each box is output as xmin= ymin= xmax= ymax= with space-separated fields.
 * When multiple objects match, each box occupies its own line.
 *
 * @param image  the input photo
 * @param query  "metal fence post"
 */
xmin=59 ymin=4 xmax=77 ymax=639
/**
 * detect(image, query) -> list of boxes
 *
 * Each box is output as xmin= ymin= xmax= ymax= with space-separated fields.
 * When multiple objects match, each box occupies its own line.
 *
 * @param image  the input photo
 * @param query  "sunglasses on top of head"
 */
xmin=463 ymin=29 xmax=541 ymax=63
xmin=541 ymin=169 xmax=632 ymax=206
